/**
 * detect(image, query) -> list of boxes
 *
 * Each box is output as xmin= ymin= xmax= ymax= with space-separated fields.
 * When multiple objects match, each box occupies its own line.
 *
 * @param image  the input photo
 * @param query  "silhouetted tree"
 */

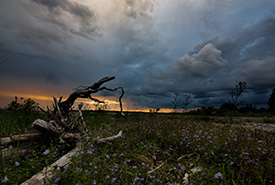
xmin=268 ymin=88 xmax=275 ymax=110
xmin=8 ymin=96 xmax=38 ymax=112
xmin=182 ymin=93 xmax=193 ymax=110
xmin=172 ymin=92 xmax=181 ymax=111
xmin=228 ymin=81 xmax=246 ymax=106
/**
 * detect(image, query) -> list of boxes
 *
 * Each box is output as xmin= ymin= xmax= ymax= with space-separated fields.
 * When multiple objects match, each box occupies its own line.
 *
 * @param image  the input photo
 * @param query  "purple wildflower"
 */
xmin=106 ymin=154 xmax=110 ymax=159
xmin=54 ymin=177 xmax=59 ymax=183
xmin=43 ymin=149 xmax=50 ymax=155
xmin=87 ymin=150 xmax=93 ymax=155
xmin=152 ymin=156 xmax=157 ymax=160
xmin=111 ymin=177 xmax=117 ymax=184
xmin=1 ymin=176 xmax=8 ymax=183
xmin=180 ymin=165 xmax=186 ymax=171
xmin=15 ymin=161 xmax=20 ymax=167
xmin=214 ymin=172 xmax=223 ymax=179
xmin=133 ymin=166 xmax=137 ymax=169
xmin=133 ymin=176 xmax=140 ymax=184
xmin=105 ymin=175 xmax=110 ymax=179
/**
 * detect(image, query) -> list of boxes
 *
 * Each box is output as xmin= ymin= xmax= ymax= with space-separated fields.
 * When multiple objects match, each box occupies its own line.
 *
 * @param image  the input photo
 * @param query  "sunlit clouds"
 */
xmin=1 ymin=0 xmax=275 ymax=110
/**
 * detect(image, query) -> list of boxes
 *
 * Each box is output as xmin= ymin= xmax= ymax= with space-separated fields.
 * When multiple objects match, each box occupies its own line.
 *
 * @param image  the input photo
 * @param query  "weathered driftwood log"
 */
xmin=94 ymin=130 xmax=123 ymax=144
xmin=0 ymin=133 xmax=42 ymax=145
xmin=21 ymin=130 xmax=123 ymax=185
xmin=21 ymin=146 xmax=80 ymax=185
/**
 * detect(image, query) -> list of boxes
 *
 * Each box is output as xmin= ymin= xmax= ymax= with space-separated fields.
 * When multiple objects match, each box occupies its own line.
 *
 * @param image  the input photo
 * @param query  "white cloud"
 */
xmin=176 ymin=43 xmax=228 ymax=77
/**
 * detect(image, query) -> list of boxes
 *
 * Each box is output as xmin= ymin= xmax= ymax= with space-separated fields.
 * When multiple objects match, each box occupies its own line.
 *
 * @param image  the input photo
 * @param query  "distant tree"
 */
xmin=93 ymin=101 xmax=109 ymax=111
xmin=8 ymin=96 xmax=38 ymax=112
xmin=268 ymin=88 xmax=275 ymax=110
xmin=182 ymin=93 xmax=193 ymax=110
xmin=149 ymin=108 xmax=160 ymax=113
xmin=172 ymin=92 xmax=181 ymax=111
xmin=228 ymin=81 xmax=246 ymax=106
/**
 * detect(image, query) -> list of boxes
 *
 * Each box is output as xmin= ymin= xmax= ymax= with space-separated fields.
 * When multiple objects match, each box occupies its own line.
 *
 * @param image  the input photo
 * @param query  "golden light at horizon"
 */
xmin=0 ymin=91 xmax=176 ymax=113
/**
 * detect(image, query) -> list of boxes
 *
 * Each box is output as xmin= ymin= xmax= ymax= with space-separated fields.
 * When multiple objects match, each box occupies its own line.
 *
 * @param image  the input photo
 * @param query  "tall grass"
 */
xmin=1 ymin=112 xmax=274 ymax=184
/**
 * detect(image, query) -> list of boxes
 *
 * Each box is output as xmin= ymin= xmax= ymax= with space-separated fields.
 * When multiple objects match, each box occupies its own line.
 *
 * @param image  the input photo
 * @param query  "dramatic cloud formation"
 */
xmin=176 ymin=43 xmax=228 ymax=77
xmin=0 ymin=0 xmax=275 ymax=110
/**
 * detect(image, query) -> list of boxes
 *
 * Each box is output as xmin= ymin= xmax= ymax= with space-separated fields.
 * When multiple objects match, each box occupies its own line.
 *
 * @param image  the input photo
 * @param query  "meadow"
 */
xmin=1 ymin=109 xmax=275 ymax=184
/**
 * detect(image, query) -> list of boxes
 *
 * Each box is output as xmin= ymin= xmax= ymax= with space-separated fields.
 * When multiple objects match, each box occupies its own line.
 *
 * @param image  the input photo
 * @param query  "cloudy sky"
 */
xmin=1 ymin=0 xmax=275 ymax=111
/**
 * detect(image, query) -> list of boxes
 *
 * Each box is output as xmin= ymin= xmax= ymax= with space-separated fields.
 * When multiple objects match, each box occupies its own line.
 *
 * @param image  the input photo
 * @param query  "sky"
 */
xmin=0 ymin=0 xmax=275 ymax=111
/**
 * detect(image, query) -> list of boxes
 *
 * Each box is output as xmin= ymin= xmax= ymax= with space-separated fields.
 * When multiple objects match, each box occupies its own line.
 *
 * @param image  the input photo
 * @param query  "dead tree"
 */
xmin=33 ymin=76 xmax=124 ymax=145
xmin=1 ymin=76 xmax=125 ymax=184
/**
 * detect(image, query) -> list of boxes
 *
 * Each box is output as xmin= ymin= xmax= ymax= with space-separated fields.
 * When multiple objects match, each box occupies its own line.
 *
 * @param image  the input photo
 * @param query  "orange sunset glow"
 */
xmin=0 ymin=91 xmax=175 ymax=113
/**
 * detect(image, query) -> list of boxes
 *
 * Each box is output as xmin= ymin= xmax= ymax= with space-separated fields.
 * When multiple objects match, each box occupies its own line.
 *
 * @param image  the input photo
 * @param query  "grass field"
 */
xmin=1 ymin=110 xmax=275 ymax=184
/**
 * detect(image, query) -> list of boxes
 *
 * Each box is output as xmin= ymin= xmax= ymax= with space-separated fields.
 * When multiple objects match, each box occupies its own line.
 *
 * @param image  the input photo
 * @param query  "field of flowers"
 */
xmin=1 ymin=110 xmax=275 ymax=184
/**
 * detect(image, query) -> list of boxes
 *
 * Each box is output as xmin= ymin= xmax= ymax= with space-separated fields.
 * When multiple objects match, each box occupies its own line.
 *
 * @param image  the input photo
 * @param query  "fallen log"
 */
xmin=21 ymin=130 xmax=123 ymax=185
xmin=21 ymin=146 xmax=80 ymax=185
xmin=94 ymin=130 xmax=123 ymax=144
xmin=0 ymin=133 xmax=42 ymax=146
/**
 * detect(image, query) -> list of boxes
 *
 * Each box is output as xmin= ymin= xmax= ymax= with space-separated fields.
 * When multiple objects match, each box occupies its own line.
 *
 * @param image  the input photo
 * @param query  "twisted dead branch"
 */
xmin=1 ymin=76 xmax=125 ymax=184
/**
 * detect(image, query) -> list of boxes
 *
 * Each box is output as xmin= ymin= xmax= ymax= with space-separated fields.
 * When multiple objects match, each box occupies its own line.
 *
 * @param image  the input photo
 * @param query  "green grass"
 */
xmin=1 ymin=111 xmax=275 ymax=184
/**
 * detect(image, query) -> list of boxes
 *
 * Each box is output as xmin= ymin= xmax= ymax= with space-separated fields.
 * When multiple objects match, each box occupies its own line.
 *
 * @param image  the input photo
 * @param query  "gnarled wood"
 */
xmin=1 ymin=76 xmax=125 ymax=184
xmin=59 ymin=76 xmax=120 ymax=115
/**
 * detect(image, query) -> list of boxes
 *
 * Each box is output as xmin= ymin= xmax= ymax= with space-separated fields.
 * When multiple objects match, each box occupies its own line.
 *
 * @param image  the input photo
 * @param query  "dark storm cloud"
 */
xmin=30 ymin=0 xmax=99 ymax=39
xmin=18 ymin=52 xmax=52 ymax=61
xmin=0 ymin=0 xmax=101 ymax=90
xmin=19 ymin=27 xmax=66 ymax=44
xmin=145 ymin=15 xmax=275 ymax=109
xmin=213 ymin=16 xmax=275 ymax=62
xmin=1 ymin=0 xmax=275 ymax=110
